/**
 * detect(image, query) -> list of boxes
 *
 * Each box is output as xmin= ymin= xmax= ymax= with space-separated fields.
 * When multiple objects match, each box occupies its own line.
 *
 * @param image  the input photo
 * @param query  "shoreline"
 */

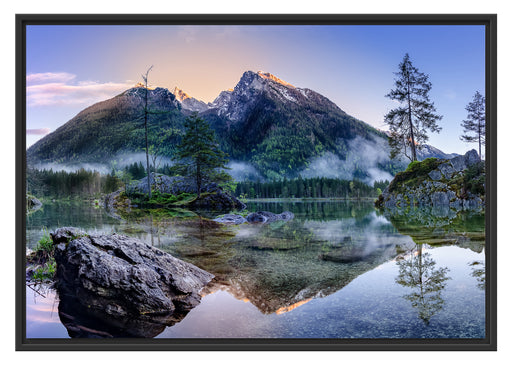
xmin=244 ymin=197 xmax=378 ymax=203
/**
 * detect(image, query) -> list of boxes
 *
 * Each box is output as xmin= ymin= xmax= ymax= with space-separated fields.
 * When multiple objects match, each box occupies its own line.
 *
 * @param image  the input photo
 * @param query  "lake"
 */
xmin=25 ymin=200 xmax=486 ymax=339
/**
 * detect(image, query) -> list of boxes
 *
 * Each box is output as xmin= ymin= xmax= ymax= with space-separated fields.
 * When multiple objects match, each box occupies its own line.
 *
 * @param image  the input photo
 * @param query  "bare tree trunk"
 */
xmin=478 ymin=121 xmax=482 ymax=159
xmin=196 ymin=161 xmax=201 ymax=199
xmin=406 ymin=73 xmax=417 ymax=161
xmin=142 ymin=66 xmax=153 ymax=199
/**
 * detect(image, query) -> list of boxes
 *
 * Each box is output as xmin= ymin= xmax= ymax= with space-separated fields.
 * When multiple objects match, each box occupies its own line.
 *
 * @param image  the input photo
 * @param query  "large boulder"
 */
xmin=188 ymin=183 xmax=247 ymax=211
xmin=52 ymin=227 xmax=214 ymax=337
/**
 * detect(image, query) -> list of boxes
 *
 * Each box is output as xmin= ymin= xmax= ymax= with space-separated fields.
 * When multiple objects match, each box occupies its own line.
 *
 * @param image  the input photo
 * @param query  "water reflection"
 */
xmin=26 ymin=200 xmax=486 ymax=338
xmin=396 ymin=244 xmax=451 ymax=325
xmin=469 ymin=260 xmax=485 ymax=290
xmin=380 ymin=205 xmax=485 ymax=252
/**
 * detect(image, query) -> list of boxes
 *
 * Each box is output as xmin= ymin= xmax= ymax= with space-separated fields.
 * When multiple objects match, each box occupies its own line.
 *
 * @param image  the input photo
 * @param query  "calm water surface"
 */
xmin=25 ymin=200 xmax=485 ymax=338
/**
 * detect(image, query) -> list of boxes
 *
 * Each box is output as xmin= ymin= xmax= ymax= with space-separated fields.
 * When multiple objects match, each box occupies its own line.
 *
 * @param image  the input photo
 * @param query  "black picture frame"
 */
xmin=16 ymin=13 xmax=497 ymax=351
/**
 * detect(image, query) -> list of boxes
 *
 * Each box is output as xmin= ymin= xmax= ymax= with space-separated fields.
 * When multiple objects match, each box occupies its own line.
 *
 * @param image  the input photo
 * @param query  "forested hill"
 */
xmin=27 ymin=71 xmax=454 ymax=182
xmin=26 ymin=85 xmax=185 ymax=165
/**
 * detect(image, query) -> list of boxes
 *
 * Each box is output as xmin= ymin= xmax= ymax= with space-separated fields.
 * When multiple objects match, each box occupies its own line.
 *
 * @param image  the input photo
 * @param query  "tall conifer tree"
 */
xmin=460 ymin=91 xmax=486 ymax=159
xmin=174 ymin=113 xmax=230 ymax=198
xmin=384 ymin=53 xmax=442 ymax=161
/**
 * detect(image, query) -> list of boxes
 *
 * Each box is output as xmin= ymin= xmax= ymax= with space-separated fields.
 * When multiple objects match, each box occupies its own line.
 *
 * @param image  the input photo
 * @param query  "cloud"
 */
xmin=26 ymin=128 xmax=51 ymax=135
xmin=300 ymin=136 xmax=394 ymax=184
xmin=26 ymin=72 xmax=133 ymax=107
xmin=26 ymin=72 xmax=76 ymax=85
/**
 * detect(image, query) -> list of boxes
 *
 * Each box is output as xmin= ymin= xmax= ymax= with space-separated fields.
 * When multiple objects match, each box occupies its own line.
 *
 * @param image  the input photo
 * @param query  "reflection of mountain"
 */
xmin=109 ymin=202 xmax=419 ymax=315
xmin=100 ymin=202 xmax=485 ymax=318
xmin=215 ymin=212 xmax=415 ymax=314
xmin=382 ymin=206 xmax=485 ymax=253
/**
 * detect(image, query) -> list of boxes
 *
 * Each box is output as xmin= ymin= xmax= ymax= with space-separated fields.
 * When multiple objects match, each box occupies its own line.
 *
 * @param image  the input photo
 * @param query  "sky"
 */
xmin=26 ymin=24 xmax=485 ymax=155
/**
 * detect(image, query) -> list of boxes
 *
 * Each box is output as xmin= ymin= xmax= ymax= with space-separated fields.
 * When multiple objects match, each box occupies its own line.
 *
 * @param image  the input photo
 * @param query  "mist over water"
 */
xmin=300 ymin=136 xmax=394 ymax=184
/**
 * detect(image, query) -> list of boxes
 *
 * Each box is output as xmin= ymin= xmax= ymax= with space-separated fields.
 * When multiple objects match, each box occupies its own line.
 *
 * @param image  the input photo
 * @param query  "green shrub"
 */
xmin=388 ymin=158 xmax=442 ymax=193
xmin=34 ymin=229 xmax=54 ymax=262
xmin=32 ymin=258 xmax=56 ymax=281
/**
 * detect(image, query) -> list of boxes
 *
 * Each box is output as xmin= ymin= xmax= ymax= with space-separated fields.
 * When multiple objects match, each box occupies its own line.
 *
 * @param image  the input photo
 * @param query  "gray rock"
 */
xmin=438 ymin=162 xmax=456 ymax=179
xmin=126 ymin=173 xmax=190 ymax=195
xmin=431 ymin=191 xmax=450 ymax=207
xmin=428 ymin=169 xmax=442 ymax=181
xmin=449 ymin=155 xmax=467 ymax=171
xmin=449 ymin=150 xmax=479 ymax=171
xmin=465 ymin=149 xmax=480 ymax=166
xmin=188 ymin=184 xmax=247 ymax=211
xmin=246 ymin=211 xmax=295 ymax=224
xmin=213 ymin=214 xmax=246 ymax=225
xmin=26 ymin=195 xmax=42 ymax=212
xmin=52 ymin=227 xmax=213 ymax=337
xmin=246 ymin=212 xmax=267 ymax=223
xmin=125 ymin=173 xmax=246 ymax=212
xmin=279 ymin=211 xmax=295 ymax=220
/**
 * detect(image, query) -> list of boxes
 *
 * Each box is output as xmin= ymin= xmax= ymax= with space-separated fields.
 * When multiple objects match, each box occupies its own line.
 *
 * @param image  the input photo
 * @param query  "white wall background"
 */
xmin=1 ymin=0 xmax=509 ymax=363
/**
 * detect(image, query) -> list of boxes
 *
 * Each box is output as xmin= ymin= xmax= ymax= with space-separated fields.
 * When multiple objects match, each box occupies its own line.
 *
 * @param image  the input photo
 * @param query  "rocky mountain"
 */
xmin=27 ymin=70 xmax=455 ymax=182
xmin=171 ymin=87 xmax=209 ymax=113
xmin=197 ymin=71 xmax=399 ymax=180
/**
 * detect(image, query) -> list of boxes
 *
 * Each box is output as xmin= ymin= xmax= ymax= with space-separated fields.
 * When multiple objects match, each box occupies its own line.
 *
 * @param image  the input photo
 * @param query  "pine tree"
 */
xmin=174 ymin=113 xmax=230 ymax=198
xmin=460 ymin=91 xmax=485 ymax=159
xmin=384 ymin=53 xmax=442 ymax=161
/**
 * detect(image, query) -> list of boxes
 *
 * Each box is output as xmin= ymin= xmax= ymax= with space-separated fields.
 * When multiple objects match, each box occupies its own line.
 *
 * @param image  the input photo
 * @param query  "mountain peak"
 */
xmin=171 ymin=86 xmax=191 ymax=102
xmin=256 ymin=71 xmax=295 ymax=88
xmin=240 ymin=70 xmax=295 ymax=89
xmin=170 ymin=86 xmax=208 ymax=113
xmin=132 ymin=82 xmax=156 ymax=90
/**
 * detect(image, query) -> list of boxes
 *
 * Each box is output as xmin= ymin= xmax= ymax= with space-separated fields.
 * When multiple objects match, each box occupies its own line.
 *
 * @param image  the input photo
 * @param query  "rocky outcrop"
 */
xmin=126 ymin=173 xmax=191 ymax=196
xmin=376 ymin=150 xmax=484 ymax=209
xmin=187 ymin=183 xmax=246 ymax=211
xmin=52 ymin=227 xmax=213 ymax=337
xmin=214 ymin=211 xmax=294 ymax=225
xmin=124 ymin=173 xmax=246 ymax=211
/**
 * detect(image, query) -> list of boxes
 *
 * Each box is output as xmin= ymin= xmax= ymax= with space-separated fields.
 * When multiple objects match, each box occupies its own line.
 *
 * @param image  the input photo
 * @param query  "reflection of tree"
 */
xmin=396 ymin=244 xmax=450 ymax=325
xmin=469 ymin=260 xmax=485 ymax=290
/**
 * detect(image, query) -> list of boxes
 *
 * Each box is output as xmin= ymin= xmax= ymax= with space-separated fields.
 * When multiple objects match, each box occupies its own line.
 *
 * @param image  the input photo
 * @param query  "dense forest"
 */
xmin=27 ymin=168 xmax=121 ymax=199
xmin=235 ymin=177 xmax=389 ymax=199
xmin=27 ymin=164 xmax=388 ymax=201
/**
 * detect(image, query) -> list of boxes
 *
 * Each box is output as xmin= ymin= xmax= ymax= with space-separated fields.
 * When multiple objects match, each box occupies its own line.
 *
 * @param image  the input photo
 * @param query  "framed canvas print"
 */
xmin=16 ymin=14 xmax=497 ymax=351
